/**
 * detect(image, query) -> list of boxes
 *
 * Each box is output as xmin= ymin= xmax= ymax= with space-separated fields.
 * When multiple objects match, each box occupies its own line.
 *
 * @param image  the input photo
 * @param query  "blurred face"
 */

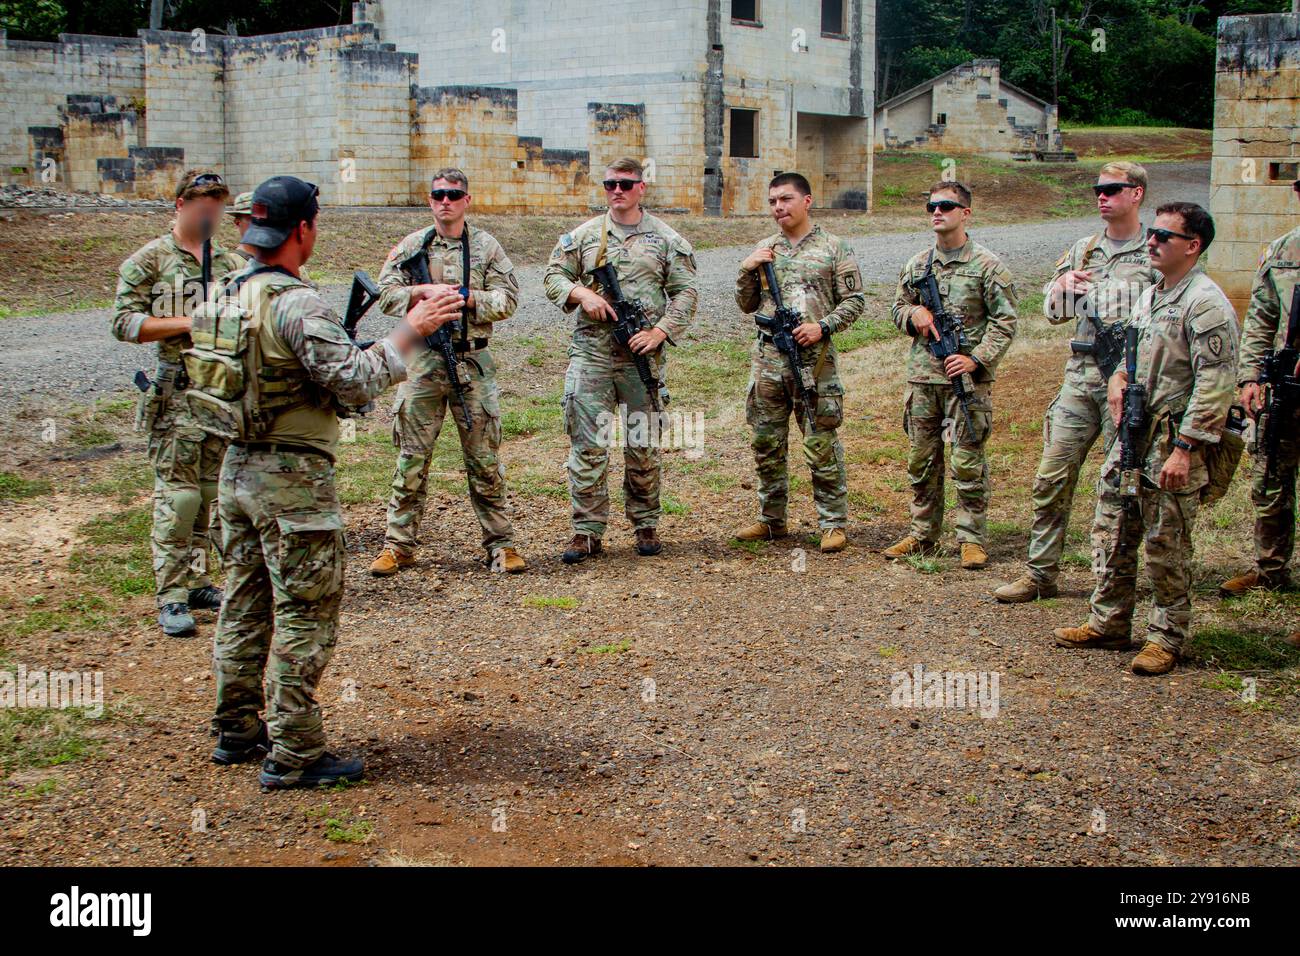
xmin=176 ymin=195 xmax=225 ymax=239
xmin=232 ymin=214 xmax=250 ymax=238
xmin=1094 ymin=174 xmax=1143 ymax=224
xmin=768 ymin=184 xmax=812 ymax=230
xmin=428 ymin=177 xmax=471 ymax=226
xmin=295 ymin=214 xmax=318 ymax=262
xmin=603 ymin=167 xmax=645 ymax=213
xmin=927 ymin=189 xmax=970 ymax=237
xmin=1146 ymin=211 xmax=1200 ymax=274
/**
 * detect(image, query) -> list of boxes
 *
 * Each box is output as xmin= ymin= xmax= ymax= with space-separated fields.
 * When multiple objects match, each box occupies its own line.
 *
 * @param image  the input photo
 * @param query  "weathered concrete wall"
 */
xmin=141 ymin=31 xmax=225 ymax=173
xmin=1208 ymin=12 xmax=1300 ymax=315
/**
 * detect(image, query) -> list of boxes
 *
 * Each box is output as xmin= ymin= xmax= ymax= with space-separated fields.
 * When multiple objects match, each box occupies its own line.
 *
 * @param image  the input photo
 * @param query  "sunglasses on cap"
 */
xmin=1093 ymin=182 xmax=1138 ymax=198
xmin=603 ymin=178 xmax=642 ymax=192
xmin=431 ymin=188 xmax=467 ymax=202
xmin=926 ymin=199 xmax=966 ymax=213
xmin=191 ymin=173 xmax=224 ymax=187
xmin=1147 ymin=227 xmax=1195 ymax=244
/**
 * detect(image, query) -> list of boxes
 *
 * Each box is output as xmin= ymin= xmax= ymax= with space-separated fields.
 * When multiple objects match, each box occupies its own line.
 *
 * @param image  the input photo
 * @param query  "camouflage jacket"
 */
xmin=1043 ymin=228 xmax=1157 ymax=341
xmin=1238 ymin=223 xmax=1300 ymax=383
xmin=112 ymin=232 xmax=245 ymax=364
xmin=542 ymin=211 xmax=698 ymax=348
xmin=1126 ymin=265 xmax=1240 ymax=462
xmin=734 ymin=224 xmax=866 ymax=348
xmin=891 ymin=239 xmax=1019 ymax=384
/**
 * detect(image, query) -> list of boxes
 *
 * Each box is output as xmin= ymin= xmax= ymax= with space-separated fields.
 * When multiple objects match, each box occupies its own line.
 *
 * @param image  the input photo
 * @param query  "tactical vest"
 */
xmin=181 ymin=267 xmax=332 ymax=443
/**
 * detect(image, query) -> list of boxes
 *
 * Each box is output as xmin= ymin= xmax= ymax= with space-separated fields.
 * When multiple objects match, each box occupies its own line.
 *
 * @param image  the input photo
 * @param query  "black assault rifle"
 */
xmin=1071 ymin=315 xmax=1127 ymax=381
xmin=1256 ymin=289 xmax=1300 ymax=484
xmin=908 ymin=252 xmax=978 ymax=442
xmin=1115 ymin=325 xmax=1149 ymax=555
xmin=343 ymin=270 xmax=380 ymax=350
xmin=754 ymin=261 xmax=818 ymax=429
xmin=401 ymin=245 xmax=473 ymax=431
xmin=591 ymin=262 xmax=664 ymax=413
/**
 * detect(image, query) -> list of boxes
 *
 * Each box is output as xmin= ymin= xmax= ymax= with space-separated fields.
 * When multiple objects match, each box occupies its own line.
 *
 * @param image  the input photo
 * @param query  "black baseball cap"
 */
xmin=242 ymin=176 xmax=320 ymax=249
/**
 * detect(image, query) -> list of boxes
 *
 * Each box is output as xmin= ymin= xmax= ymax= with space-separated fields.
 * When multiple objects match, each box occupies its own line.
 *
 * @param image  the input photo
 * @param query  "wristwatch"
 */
xmin=819 ymin=321 xmax=831 ymax=339
xmin=1173 ymin=438 xmax=1194 ymax=452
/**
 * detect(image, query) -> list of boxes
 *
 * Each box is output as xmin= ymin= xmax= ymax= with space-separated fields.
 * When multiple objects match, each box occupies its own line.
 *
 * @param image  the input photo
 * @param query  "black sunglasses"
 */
xmin=1092 ymin=182 xmax=1138 ymax=197
xmin=926 ymin=199 xmax=966 ymax=213
xmin=191 ymin=173 xmax=224 ymax=187
xmin=603 ymin=178 xmax=642 ymax=192
xmin=431 ymin=188 xmax=467 ymax=202
xmin=1147 ymin=227 xmax=1195 ymax=244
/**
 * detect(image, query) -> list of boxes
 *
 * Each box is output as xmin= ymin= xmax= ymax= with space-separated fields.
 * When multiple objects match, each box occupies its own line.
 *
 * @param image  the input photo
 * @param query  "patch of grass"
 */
xmin=501 ymin=388 xmax=564 ymax=438
xmin=729 ymin=538 xmax=767 ymax=554
xmin=14 ymin=778 xmax=60 ymax=800
xmin=522 ymin=595 xmax=579 ymax=610
xmin=835 ymin=317 xmax=898 ymax=353
xmin=1185 ymin=626 xmax=1300 ymax=671
xmin=86 ymin=460 xmax=154 ymax=503
xmin=308 ymin=805 xmax=373 ymax=843
xmin=1060 ymin=550 xmax=1092 ymax=569
xmin=0 ymin=471 xmax=52 ymax=500
xmin=9 ymin=595 xmax=114 ymax=638
xmin=986 ymin=520 xmax=1024 ymax=540
xmin=0 ymin=708 xmax=99 ymax=773
xmin=965 ymin=793 xmax=980 ymax=806
xmin=877 ymin=644 xmax=898 ymax=658
xmin=662 ymin=495 xmax=690 ymax=516
xmin=512 ymin=466 xmax=568 ymax=499
xmin=579 ymin=639 xmax=631 ymax=655
xmin=905 ymin=554 xmax=945 ymax=574
xmin=68 ymin=506 xmax=153 ymax=596
xmin=66 ymin=421 xmax=118 ymax=448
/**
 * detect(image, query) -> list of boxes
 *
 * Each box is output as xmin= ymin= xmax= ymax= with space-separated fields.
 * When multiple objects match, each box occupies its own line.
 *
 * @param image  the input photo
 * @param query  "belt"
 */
xmin=231 ymin=441 xmax=335 ymax=464
xmin=455 ymin=338 xmax=489 ymax=353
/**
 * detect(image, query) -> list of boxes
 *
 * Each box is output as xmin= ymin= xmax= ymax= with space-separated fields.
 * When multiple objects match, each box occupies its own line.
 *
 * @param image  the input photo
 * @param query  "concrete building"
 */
xmin=1207 ymin=10 xmax=1300 ymax=316
xmin=0 ymin=0 xmax=876 ymax=214
xmin=874 ymin=59 xmax=1070 ymax=161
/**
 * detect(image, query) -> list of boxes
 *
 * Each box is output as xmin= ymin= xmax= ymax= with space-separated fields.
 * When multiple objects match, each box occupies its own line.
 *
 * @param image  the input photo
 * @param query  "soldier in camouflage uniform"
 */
xmin=208 ymin=176 xmax=463 ymax=787
xmin=1219 ymin=180 xmax=1300 ymax=632
xmin=1055 ymin=202 xmax=1239 ymax=676
xmin=228 ymin=191 xmax=254 ymax=261
xmin=112 ymin=169 xmax=244 ymax=637
xmin=368 ymin=168 xmax=526 ymax=577
xmin=995 ymin=162 xmax=1158 ymax=602
xmin=886 ymin=181 xmax=1019 ymax=570
xmin=733 ymin=172 xmax=865 ymax=553
xmin=543 ymin=157 xmax=698 ymax=563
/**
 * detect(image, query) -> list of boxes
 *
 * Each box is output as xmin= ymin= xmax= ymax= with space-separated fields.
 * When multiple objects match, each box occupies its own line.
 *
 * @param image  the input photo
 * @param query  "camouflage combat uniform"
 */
xmin=1023 ymin=232 xmax=1158 ymax=584
xmin=891 ymin=240 xmax=1018 ymax=545
xmin=112 ymin=233 xmax=244 ymax=607
xmin=376 ymin=224 xmax=520 ymax=557
xmin=1088 ymin=266 xmax=1239 ymax=654
xmin=213 ymin=269 xmax=408 ymax=767
xmin=1237 ymin=225 xmax=1300 ymax=585
xmin=735 ymin=226 xmax=865 ymax=528
xmin=543 ymin=211 xmax=698 ymax=537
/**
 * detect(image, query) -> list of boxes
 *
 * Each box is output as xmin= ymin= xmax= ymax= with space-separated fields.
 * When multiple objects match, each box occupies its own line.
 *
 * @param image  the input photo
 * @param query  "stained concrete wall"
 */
xmin=1208 ymin=12 xmax=1300 ymax=315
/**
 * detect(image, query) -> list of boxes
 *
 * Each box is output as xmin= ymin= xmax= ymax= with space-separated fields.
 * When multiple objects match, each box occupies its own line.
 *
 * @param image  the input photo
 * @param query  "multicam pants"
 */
xmin=1249 ymin=428 xmax=1299 ymax=585
xmin=213 ymin=446 xmax=345 ymax=767
xmin=562 ymin=345 xmax=663 ymax=537
xmin=146 ymin=396 xmax=226 ymax=607
xmin=745 ymin=340 xmax=847 ymax=529
xmin=1026 ymin=362 xmax=1114 ymax=585
xmin=903 ymin=380 xmax=993 ymax=544
xmin=384 ymin=350 xmax=513 ymax=555
xmin=1087 ymin=471 xmax=1201 ymax=655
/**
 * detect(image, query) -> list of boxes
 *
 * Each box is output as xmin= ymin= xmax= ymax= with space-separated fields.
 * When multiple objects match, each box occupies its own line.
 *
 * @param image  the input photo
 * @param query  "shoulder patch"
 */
xmin=120 ymin=257 xmax=149 ymax=286
xmin=559 ymin=232 xmax=575 ymax=251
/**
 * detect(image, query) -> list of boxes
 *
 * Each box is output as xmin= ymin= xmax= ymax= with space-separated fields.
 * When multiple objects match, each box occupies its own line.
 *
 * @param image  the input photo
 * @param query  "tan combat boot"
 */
xmin=734 ymin=521 xmax=787 ymax=542
xmin=1053 ymin=622 xmax=1131 ymax=650
xmin=561 ymin=533 xmax=602 ymax=565
xmin=1130 ymin=642 xmax=1177 ymax=675
xmin=370 ymin=547 xmax=415 ymax=577
xmin=960 ymin=543 xmax=988 ymax=570
xmin=491 ymin=547 xmax=527 ymax=574
xmin=993 ymin=575 xmax=1059 ymax=603
xmin=1218 ymin=569 xmax=1286 ymax=599
xmin=820 ymin=528 xmax=847 ymax=553
xmin=882 ymin=535 xmax=934 ymax=560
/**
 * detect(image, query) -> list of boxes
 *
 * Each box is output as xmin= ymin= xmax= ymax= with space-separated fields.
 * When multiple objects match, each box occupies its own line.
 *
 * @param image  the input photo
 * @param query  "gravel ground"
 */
xmin=0 ymin=162 xmax=1208 ymax=414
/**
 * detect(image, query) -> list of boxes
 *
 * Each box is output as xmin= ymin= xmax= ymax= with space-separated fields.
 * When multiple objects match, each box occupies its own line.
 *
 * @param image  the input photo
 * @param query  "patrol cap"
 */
xmin=242 ymin=176 xmax=320 ymax=249
xmin=228 ymin=191 xmax=253 ymax=216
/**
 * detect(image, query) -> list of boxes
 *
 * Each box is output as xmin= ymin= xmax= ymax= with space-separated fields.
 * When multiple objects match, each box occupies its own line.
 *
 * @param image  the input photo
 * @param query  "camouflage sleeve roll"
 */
xmin=1180 ymin=299 xmax=1240 ymax=444
xmin=735 ymin=262 xmax=762 ymax=314
xmin=823 ymin=238 xmax=866 ymax=334
xmin=112 ymin=248 xmax=160 ymax=342
xmin=971 ymin=264 xmax=1019 ymax=372
xmin=655 ymin=235 xmax=698 ymax=341
xmin=1042 ymin=241 xmax=1078 ymax=325
xmin=543 ymin=234 xmax=584 ymax=314
xmin=473 ymin=238 xmax=519 ymax=323
xmin=276 ymin=288 xmax=407 ymax=407
xmin=890 ymin=261 xmax=921 ymax=335
xmin=1238 ymin=255 xmax=1281 ymax=382
xmin=377 ymin=245 xmax=416 ymax=319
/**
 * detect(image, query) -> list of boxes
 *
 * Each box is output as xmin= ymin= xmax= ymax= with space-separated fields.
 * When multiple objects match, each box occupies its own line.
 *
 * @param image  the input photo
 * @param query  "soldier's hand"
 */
xmin=1107 ymin=371 xmax=1127 ymax=426
xmin=1160 ymin=446 xmax=1191 ymax=491
xmin=1239 ymin=382 xmax=1262 ymax=417
xmin=408 ymin=282 xmax=460 ymax=305
xmin=628 ymin=327 xmax=667 ymax=354
xmin=792 ymin=322 xmax=823 ymax=347
xmin=1056 ymin=270 xmax=1093 ymax=295
xmin=574 ymin=287 xmax=618 ymax=322
xmin=406 ymin=287 xmax=464 ymax=336
xmin=911 ymin=306 xmax=940 ymax=340
xmin=944 ymin=354 xmax=976 ymax=378
xmin=742 ymin=246 xmax=775 ymax=272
